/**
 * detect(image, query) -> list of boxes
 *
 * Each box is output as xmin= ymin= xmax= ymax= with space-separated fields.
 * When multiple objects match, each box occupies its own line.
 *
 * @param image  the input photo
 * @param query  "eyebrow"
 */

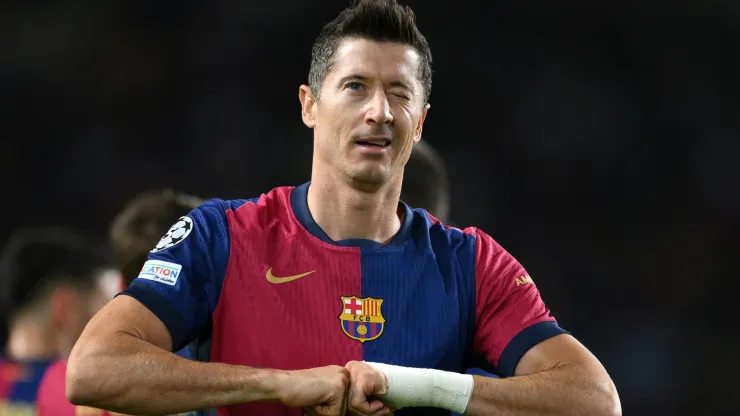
xmin=338 ymin=74 xmax=412 ymax=91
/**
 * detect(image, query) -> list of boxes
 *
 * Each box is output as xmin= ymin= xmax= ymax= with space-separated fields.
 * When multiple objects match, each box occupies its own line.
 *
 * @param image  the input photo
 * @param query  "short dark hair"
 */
xmin=110 ymin=189 xmax=203 ymax=284
xmin=0 ymin=227 xmax=115 ymax=317
xmin=308 ymin=0 xmax=432 ymax=102
xmin=401 ymin=141 xmax=451 ymax=222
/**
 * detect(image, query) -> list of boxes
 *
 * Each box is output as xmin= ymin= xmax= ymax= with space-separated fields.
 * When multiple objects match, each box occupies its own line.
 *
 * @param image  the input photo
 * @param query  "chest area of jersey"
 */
xmin=209 ymin=237 xmax=474 ymax=372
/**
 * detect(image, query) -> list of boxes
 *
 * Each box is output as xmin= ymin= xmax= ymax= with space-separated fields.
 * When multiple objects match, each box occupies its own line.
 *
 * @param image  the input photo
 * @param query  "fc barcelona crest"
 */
xmin=339 ymin=296 xmax=385 ymax=343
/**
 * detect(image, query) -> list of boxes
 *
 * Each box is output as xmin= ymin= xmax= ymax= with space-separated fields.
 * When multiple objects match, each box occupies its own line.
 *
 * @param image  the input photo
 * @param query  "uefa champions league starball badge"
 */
xmin=151 ymin=216 xmax=194 ymax=253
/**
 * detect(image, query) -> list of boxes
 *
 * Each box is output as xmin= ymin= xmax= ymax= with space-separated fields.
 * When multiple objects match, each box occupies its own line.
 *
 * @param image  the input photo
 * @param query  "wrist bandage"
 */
xmin=365 ymin=362 xmax=474 ymax=414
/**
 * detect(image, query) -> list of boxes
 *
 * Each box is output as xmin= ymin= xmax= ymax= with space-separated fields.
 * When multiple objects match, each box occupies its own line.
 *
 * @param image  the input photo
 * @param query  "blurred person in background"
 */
xmin=401 ymin=140 xmax=450 ymax=223
xmin=109 ymin=189 xmax=205 ymax=288
xmin=36 ymin=190 xmax=202 ymax=416
xmin=67 ymin=1 xmax=619 ymax=415
xmin=0 ymin=227 xmax=121 ymax=413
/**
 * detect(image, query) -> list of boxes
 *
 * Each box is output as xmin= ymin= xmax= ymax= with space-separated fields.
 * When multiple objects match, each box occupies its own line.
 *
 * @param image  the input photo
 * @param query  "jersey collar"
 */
xmin=290 ymin=182 xmax=414 ymax=249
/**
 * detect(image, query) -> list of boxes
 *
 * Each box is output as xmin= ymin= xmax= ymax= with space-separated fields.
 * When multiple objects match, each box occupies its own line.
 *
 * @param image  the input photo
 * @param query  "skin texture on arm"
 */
xmin=66 ymin=295 xmax=350 ymax=416
xmin=464 ymin=334 xmax=621 ymax=416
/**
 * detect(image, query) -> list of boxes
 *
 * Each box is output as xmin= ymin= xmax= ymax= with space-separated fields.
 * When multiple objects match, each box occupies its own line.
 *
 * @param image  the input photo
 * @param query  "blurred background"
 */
xmin=1 ymin=1 xmax=738 ymax=414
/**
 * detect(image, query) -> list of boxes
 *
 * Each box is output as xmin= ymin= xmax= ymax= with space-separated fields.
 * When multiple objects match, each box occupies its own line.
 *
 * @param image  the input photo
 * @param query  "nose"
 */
xmin=364 ymin=91 xmax=393 ymax=126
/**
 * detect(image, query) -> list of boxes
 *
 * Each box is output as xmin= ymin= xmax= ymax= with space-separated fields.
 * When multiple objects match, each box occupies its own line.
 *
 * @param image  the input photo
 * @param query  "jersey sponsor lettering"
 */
xmin=137 ymin=260 xmax=182 ymax=286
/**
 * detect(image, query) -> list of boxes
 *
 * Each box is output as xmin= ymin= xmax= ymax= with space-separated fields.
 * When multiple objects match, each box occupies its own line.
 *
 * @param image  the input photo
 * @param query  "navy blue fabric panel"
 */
xmin=360 ymin=209 xmax=476 ymax=369
xmin=465 ymin=367 xmax=501 ymax=378
xmin=123 ymin=282 xmax=189 ymax=349
xmin=498 ymin=321 xmax=568 ymax=377
xmin=196 ymin=407 xmax=218 ymax=416
xmin=118 ymin=198 xmax=252 ymax=351
xmin=175 ymin=347 xmax=191 ymax=360
xmin=425 ymin=214 xmax=478 ymax=348
xmin=463 ymin=350 xmax=503 ymax=377
xmin=357 ymin=211 xmax=477 ymax=416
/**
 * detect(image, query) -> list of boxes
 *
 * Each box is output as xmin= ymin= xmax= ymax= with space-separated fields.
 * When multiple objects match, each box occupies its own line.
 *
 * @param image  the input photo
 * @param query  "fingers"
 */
xmin=366 ymin=399 xmax=385 ymax=412
xmin=372 ymin=407 xmax=392 ymax=416
xmin=348 ymin=383 xmax=390 ymax=415
xmin=340 ymin=382 xmax=349 ymax=415
xmin=345 ymin=362 xmax=393 ymax=416
xmin=306 ymin=362 xmax=392 ymax=416
xmin=304 ymin=366 xmax=350 ymax=416
xmin=346 ymin=401 xmax=391 ymax=416
xmin=329 ymin=366 xmax=351 ymax=416
xmin=347 ymin=375 xmax=370 ymax=410
xmin=307 ymin=403 xmax=346 ymax=416
xmin=345 ymin=361 xmax=388 ymax=396
xmin=365 ymin=399 xmax=389 ymax=415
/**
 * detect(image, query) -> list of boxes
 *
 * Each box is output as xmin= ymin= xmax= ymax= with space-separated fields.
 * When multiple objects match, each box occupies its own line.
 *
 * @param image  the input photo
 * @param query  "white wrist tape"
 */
xmin=365 ymin=362 xmax=474 ymax=414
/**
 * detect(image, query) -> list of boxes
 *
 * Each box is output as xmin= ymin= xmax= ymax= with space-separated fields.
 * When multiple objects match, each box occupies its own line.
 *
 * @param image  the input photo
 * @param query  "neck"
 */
xmin=308 ymin=167 xmax=403 ymax=243
xmin=7 ymin=319 xmax=57 ymax=361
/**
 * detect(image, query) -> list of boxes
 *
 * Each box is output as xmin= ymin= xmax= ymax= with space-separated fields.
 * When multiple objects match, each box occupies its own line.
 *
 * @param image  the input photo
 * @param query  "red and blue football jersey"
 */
xmin=121 ymin=183 xmax=566 ymax=416
xmin=0 ymin=358 xmax=54 ymax=414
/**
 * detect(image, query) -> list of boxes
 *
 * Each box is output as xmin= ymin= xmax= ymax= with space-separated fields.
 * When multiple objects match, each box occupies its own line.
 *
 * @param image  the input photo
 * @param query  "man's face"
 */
xmin=301 ymin=38 xmax=429 ymax=186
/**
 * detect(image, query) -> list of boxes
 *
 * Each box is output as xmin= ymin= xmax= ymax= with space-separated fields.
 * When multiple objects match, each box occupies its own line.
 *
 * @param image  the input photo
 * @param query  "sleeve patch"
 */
xmin=136 ymin=260 xmax=183 ymax=286
xmin=151 ymin=216 xmax=194 ymax=253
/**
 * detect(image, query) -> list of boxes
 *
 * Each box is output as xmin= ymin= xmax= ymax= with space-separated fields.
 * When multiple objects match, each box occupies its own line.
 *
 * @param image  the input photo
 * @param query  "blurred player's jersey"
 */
xmin=37 ymin=358 xmax=196 ymax=416
xmin=0 ymin=358 xmax=54 ymax=415
xmin=122 ymin=183 xmax=567 ymax=416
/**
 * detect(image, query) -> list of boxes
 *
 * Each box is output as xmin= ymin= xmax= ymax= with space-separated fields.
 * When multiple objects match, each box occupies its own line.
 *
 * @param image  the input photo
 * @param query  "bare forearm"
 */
xmin=464 ymin=364 xmax=621 ymax=416
xmin=67 ymin=333 xmax=284 ymax=415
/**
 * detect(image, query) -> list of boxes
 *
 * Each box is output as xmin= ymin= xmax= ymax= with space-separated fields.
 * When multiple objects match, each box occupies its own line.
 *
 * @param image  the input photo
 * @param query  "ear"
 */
xmin=412 ymin=103 xmax=430 ymax=145
xmin=299 ymin=85 xmax=317 ymax=128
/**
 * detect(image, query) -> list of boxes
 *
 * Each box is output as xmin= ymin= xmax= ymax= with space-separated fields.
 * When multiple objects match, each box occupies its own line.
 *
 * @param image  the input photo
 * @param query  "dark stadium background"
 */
xmin=1 ymin=1 xmax=737 ymax=414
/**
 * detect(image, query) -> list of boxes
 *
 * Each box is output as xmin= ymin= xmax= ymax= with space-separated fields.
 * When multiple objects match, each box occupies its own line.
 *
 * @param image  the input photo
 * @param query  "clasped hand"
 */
xmin=280 ymin=360 xmax=393 ymax=416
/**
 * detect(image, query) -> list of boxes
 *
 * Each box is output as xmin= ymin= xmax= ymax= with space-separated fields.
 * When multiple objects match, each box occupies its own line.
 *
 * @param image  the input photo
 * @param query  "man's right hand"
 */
xmin=277 ymin=365 xmax=350 ymax=416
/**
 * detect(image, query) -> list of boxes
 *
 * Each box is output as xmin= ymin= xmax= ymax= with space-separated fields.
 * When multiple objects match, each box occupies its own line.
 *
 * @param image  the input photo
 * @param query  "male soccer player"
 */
xmin=401 ymin=140 xmax=450 ymax=223
xmin=0 ymin=227 xmax=121 ymax=414
xmin=67 ymin=1 xmax=620 ymax=415
xmin=35 ymin=190 xmax=203 ymax=416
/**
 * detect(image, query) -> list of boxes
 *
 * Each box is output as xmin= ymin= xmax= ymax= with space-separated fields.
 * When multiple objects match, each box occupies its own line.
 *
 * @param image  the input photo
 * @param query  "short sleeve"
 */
xmin=118 ymin=199 xmax=231 ymax=351
xmin=470 ymin=228 xmax=567 ymax=377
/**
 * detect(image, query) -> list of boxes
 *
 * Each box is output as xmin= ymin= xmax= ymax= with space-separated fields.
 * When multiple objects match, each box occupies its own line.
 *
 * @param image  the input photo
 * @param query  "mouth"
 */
xmin=354 ymin=137 xmax=392 ymax=149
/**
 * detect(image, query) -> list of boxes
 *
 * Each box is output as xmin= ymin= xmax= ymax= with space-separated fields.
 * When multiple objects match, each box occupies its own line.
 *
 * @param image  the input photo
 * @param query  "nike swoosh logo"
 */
xmin=266 ymin=268 xmax=315 ymax=284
